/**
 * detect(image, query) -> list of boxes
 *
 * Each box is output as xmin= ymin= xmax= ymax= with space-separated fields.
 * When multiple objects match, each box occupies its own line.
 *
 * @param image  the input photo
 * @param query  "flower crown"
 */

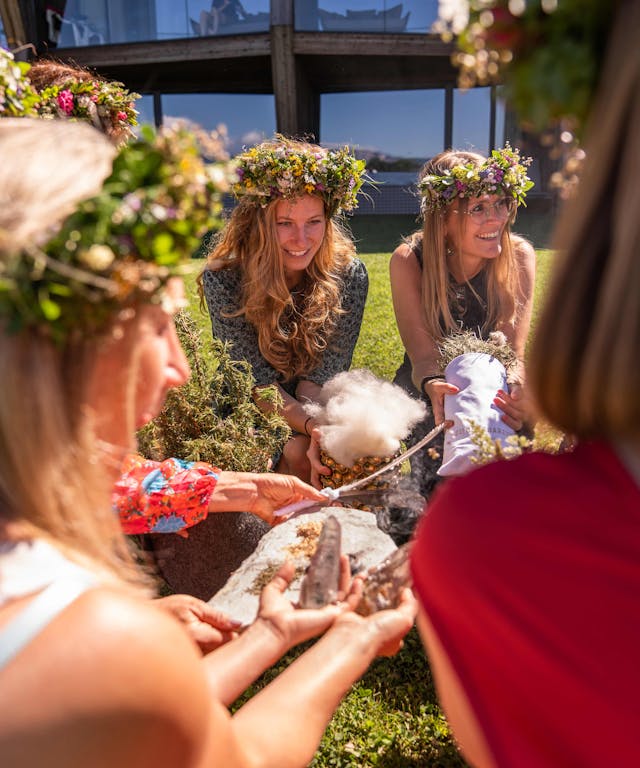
xmin=0 ymin=125 xmax=232 ymax=342
xmin=232 ymin=136 xmax=368 ymax=216
xmin=419 ymin=144 xmax=534 ymax=215
xmin=0 ymin=47 xmax=39 ymax=117
xmin=36 ymin=77 xmax=140 ymax=141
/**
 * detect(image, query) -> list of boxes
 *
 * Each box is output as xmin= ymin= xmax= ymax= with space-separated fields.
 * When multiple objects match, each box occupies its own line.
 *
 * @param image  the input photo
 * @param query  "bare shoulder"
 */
xmin=512 ymin=233 xmax=536 ymax=267
xmin=390 ymin=239 xmax=416 ymax=264
xmin=1 ymin=588 xmax=216 ymax=768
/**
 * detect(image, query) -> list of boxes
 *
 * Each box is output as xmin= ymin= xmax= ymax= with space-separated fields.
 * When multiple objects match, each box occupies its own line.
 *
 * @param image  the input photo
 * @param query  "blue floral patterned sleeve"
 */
xmin=114 ymin=454 xmax=219 ymax=535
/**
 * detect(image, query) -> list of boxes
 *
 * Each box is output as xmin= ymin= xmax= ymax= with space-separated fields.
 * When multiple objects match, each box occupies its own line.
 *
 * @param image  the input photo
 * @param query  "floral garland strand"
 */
xmin=36 ymin=77 xmax=140 ymax=141
xmin=0 ymin=47 xmax=39 ymax=117
xmin=418 ymin=143 xmax=533 ymax=214
xmin=0 ymin=125 xmax=233 ymax=342
xmin=232 ymin=135 xmax=369 ymax=216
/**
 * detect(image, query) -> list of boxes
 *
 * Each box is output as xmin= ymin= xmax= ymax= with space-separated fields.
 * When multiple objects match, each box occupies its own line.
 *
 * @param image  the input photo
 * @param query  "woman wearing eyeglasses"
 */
xmin=390 ymin=147 xmax=536 ymax=497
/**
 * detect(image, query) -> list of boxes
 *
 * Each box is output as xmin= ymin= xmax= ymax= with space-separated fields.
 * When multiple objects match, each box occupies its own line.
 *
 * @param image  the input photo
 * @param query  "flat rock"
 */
xmin=208 ymin=507 xmax=396 ymax=625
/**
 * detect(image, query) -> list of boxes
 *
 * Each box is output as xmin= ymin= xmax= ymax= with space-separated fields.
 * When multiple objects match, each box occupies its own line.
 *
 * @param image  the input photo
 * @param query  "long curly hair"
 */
xmin=199 ymin=195 xmax=356 ymax=381
xmin=415 ymin=149 xmax=522 ymax=341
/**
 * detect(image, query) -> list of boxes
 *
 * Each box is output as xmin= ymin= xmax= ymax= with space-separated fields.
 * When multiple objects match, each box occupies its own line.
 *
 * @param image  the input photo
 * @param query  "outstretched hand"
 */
xmin=255 ymin=557 xmax=353 ymax=650
xmin=210 ymin=471 xmax=326 ymax=525
xmin=333 ymin=586 xmax=418 ymax=657
xmin=155 ymin=594 xmax=242 ymax=654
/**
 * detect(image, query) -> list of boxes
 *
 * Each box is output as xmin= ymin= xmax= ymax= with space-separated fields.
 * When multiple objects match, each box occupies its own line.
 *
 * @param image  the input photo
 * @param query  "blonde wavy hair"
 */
xmin=198 ymin=192 xmax=356 ymax=381
xmin=414 ymin=149 xmax=523 ymax=342
xmin=0 ymin=119 xmax=151 ymax=593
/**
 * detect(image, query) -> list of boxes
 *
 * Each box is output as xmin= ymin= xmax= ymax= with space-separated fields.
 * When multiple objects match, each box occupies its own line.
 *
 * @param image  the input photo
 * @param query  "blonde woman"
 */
xmin=390 ymin=146 xmax=536 ymax=496
xmin=0 ymin=118 xmax=415 ymax=767
xmin=199 ymin=136 xmax=369 ymax=483
xmin=412 ymin=0 xmax=640 ymax=762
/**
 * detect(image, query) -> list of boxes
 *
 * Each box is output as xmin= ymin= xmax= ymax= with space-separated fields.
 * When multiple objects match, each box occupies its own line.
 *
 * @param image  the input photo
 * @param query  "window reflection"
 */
xmin=50 ymin=0 xmax=269 ymax=48
xmin=295 ymin=1 xmax=439 ymax=33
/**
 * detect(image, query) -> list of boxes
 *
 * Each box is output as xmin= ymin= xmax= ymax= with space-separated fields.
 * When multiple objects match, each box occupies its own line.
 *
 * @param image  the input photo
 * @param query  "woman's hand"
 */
xmin=307 ymin=427 xmax=331 ymax=489
xmin=332 ymin=587 xmax=418 ymax=657
xmin=424 ymin=379 xmax=459 ymax=425
xmin=255 ymin=558 xmax=353 ymax=651
xmin=210 ymin=471 xmax=325 ymax=525
xmin=155 ymin=594 xmax=242 ymax=654
xmin=493 ymin=382 xmax=531 ymax=433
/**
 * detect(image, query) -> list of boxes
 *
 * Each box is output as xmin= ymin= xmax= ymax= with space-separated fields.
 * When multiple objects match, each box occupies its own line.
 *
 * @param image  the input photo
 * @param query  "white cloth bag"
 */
xmin=438 ymin=352 xmax=515 ymax=477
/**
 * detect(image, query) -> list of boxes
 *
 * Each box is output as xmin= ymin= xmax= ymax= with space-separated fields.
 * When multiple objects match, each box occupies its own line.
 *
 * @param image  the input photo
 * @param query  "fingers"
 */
xmin=307 ymin=428 xmax=331 ymax=489
xmin=426 ymin=381 xmax=459 ymax=425
xmin=264 ymin=561 xmax=296 ymax=595
xmin=199 ymin=604 xmax=243 ymax=632
xmin=494 ymin=389 xmax=526 ymax=431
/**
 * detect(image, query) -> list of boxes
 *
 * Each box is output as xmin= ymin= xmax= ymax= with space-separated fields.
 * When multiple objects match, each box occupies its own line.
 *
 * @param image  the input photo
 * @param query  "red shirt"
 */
xmin=411 ymin=441 xmax=640 ymax=766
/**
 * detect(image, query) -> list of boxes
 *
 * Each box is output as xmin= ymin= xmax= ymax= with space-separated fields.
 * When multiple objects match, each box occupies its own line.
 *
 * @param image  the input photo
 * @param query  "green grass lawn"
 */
xmin=183 ymin=247 xmax=556 ymax=767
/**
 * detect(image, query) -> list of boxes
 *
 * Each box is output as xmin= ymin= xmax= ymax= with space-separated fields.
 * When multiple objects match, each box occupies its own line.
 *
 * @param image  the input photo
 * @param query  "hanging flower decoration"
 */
xmin=0 ymin=47 xmax=39 ymax=117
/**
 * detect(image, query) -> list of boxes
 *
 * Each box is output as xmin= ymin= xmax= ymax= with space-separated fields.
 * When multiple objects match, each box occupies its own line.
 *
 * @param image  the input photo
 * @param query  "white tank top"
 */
xmin=0 ymin=540 xmax=96 ymax=670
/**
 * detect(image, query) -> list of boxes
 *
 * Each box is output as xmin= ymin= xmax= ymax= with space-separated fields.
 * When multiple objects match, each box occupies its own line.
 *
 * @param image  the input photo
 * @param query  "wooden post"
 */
xmin=270 ymin=0 xmax=319 ymax=138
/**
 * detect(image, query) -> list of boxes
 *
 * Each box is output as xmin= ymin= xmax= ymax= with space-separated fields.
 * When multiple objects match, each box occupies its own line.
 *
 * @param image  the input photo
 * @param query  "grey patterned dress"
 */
xmin=201 ymin=258 xmax=369 ymax=396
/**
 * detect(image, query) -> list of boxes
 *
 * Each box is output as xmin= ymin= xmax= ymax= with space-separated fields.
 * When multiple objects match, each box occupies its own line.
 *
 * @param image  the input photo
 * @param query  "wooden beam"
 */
xmin=293 ymin=32 xmax=453 ymax=57
xmin=56 ymin=33 xmax=270 ymax=68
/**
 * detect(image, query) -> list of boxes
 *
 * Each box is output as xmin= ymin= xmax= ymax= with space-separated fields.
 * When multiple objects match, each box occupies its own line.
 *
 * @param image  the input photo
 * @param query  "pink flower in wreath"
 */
xmin=57 ymin=89 xmax=74 ymax=115
xmin=116 ymin=111 xmax=128 ymax=122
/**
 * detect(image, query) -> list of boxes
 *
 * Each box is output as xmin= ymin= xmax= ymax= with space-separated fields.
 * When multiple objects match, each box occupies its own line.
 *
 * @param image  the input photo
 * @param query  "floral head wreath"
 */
xmin=232 ymin=136 xmax=368 ymax=216
xmin=0 ymin=125 xmax=232 ymax=342
xmin=36 ymin=77 xmax=140 ymax=142
xmin=418 ymin=144 xmax=534 ymax=215
xmin=0 ymin=47 xmax=39 ymax=117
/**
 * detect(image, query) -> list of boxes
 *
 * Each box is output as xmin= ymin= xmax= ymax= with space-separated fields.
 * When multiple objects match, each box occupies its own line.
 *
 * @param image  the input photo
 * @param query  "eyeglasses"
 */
xmin=453 ymin=198 xmax=515 ymax=223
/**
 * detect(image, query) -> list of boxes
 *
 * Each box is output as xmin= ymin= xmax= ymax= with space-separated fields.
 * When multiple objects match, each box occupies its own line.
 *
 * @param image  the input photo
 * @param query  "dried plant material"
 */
xmin=356 ymin=543 xmax=412 ymax=616
xmin=299 ymin=516 xmax=342 ymax=609
xmin=286 ymin=520 xmax=324 ymax=558
xmin=247 ymin=562 xmax=282 ymax=595
xmin=438 ymin=330 xmax=517 ymax=375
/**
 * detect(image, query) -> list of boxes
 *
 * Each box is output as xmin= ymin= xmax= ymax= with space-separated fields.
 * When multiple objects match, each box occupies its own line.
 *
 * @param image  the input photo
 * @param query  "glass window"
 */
xmin=51 ymin=0 xmax=269 ymax=47
xmin=321 ymin=89 xmax=444 ymax=160
xmin=296 ymin=1 xmax=438 ymax=34
xmin=160 ymin=93 xmax=276 ymax=153
xmin=453 ymin=87 xmax=492 ymax=155
xmin=134 ymin=94 xmax=157 ymax=130
xmin=187 ymin=0 xmax=269 ymax=38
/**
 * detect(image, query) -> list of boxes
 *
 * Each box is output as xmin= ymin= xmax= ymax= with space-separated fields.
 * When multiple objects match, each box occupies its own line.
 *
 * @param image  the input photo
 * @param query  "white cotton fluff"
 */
xmin=304 ymin=369 xmax=426 ymax=467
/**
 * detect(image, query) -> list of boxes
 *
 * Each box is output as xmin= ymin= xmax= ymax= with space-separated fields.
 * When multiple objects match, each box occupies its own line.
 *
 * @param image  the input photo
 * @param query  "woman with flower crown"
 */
xmin=199 ymin=135 xmax=369 ymax=485
xmin=390 ymin=146 xmax=536 ymax=497
xmin=4 ymin=51 xmax=348 ymax=649
xmin=0 ymin=117 xmax=415 ymax=767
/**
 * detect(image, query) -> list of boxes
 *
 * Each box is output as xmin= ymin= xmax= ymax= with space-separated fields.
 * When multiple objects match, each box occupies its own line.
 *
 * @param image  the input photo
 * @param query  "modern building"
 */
xmin=2 ymin=1 xmax=555 ymax=245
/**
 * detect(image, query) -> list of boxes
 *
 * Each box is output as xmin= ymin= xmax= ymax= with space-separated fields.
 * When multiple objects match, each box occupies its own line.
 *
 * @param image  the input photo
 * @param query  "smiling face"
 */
xmin=275 ymin=194 xmax=327 ymax=287
xmin=445 ymin=194 xmax=513 ymax=278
